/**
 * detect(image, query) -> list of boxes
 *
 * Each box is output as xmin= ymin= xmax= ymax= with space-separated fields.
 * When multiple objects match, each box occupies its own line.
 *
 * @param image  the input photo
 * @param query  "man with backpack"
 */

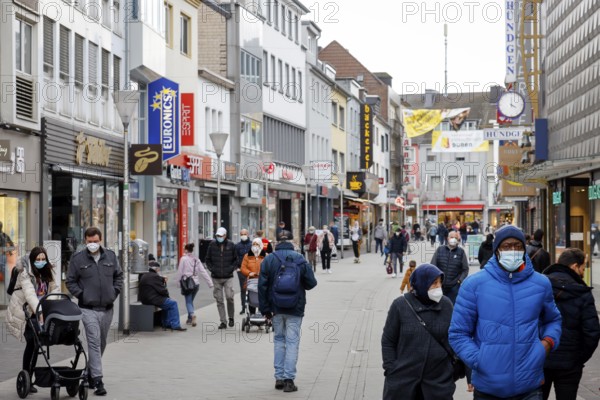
xmin=258 ymin=230 xmax=317 ymax=393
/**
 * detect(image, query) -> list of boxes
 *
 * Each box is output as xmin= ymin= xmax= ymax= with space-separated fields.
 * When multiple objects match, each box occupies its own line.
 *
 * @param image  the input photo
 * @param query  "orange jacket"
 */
xmin=400 ymin=267 xmax=415 ymax=293
xmin=241 ymin=253 xmax=264 ymax=278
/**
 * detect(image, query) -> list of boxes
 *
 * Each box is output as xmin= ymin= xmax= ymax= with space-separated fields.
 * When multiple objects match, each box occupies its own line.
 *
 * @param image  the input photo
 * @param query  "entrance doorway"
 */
xmin=279 ymin=199 xmax=292 ymax=232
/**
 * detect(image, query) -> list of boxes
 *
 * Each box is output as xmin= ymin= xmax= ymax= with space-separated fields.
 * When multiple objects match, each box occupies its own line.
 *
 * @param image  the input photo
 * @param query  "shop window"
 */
xmin=157 ymin=192 xmax=179 ymax=271
xmin=0 ymin=192 xmax=27 ymax=307
xmin=429 ymin=176 xmax=442 ymax=191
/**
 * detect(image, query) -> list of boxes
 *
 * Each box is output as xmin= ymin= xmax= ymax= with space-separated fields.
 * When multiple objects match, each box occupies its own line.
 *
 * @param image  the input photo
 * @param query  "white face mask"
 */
xmin=240 ymin=235 xmax=248 ymax=241
xmin=87 ymin=242 xmax=100 ymax=254
xmin=498 ymin=250 xmax=525 ymax=272
xmin=428 ymin=287 xmax=444 ymax=303
xmin=251 ymin=245 xmax=261 ymax=255
xmin=448 ymin=238 xmax=458 ymax=247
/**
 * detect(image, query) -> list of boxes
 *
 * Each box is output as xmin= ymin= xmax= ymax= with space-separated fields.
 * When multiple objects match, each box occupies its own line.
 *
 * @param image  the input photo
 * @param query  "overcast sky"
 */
xmin=307 ymin=0 xmax=506 ymax=95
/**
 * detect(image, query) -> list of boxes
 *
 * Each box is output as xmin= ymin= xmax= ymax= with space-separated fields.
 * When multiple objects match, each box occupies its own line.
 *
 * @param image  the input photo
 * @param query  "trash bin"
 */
xmin=130 ymin=239 xmax=149 ymax=273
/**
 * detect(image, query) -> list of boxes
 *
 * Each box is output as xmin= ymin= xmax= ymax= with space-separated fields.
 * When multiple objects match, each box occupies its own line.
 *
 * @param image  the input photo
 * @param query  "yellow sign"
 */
xmin=75 ymin=132 xmax=112 ymax=167
xmin=402 ymin=109 xmax=443 ymax=138
xmin=133 ymin=147 xmax=159 ymax=173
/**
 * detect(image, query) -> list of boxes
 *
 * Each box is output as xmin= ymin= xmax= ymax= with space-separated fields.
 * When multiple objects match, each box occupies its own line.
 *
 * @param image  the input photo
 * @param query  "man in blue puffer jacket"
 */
xmin=449 ymin=225 xmax=562 ymax=400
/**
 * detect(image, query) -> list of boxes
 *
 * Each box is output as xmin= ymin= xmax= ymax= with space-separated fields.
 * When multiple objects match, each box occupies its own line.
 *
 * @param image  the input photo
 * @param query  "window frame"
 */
xmin=165 ymin=2 xmax=173 ymax=48
xmin=15 ymin=18 xmax=33 ymax=75
xmin=180 ymin=13 xmax=191 ymax=56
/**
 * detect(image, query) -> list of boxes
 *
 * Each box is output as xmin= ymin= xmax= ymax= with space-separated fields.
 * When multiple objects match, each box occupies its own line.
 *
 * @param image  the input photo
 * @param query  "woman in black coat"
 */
xmin=477 ymin=233 xmax=494 ymax=269
xmin=381 ymin=264 xmax=455 ymax=400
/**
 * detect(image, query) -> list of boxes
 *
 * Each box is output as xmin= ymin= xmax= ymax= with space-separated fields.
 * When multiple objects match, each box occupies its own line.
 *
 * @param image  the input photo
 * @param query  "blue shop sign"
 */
xmin=148 ymin=77 xmax=180 ymax=162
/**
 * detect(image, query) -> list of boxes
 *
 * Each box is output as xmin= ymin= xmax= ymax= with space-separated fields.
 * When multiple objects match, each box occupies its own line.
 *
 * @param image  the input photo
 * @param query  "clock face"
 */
xmin=498 ymin=92 xmax=526 ymax=119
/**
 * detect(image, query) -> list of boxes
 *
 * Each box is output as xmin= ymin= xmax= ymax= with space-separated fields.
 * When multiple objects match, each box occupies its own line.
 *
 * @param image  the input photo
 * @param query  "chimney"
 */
xmin=424 ymin=89 xmax=439 ymax=108
xmin=374 ymin=72 xmax=393 ymax=87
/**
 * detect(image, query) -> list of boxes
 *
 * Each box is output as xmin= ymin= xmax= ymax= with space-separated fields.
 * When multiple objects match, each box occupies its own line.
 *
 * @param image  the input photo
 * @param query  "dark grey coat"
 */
xmin=381 ymin=293 xmax=455 ymax=400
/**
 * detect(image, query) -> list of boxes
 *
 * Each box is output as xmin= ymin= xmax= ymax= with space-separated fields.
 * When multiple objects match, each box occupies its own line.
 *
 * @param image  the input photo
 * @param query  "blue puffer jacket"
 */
xmin=449 ymin=255 xmax=562 ymax=398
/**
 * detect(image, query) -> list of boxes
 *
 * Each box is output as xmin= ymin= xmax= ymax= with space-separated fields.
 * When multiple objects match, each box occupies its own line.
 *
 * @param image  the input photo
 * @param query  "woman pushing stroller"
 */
xmin=240 ymin=238 xmax=266 ymax=314
xmin=6 ymin=246 xmax=60 ymax=394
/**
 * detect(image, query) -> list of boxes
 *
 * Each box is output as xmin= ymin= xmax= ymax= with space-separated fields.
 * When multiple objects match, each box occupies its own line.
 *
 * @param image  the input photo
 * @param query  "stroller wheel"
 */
xmin=265 ymin=326 xmax=270 ymax=333
xmin=51 ymin=386 xmax=61 ymax=400
xmin=245 ymin=324 xmax=250 ymax=333
xmin=78 ymin=384 xmax=88 ymax=400
xmin=241 ymin=318 xmax=247 ymax=332
xmin=16 ymin=370 xmax=30 ymax=399
xmin=67 ymin=382 xmax=80 ymax=397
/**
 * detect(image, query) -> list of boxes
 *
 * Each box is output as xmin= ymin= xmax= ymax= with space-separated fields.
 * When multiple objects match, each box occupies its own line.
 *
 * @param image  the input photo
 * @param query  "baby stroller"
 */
xmin=16 ymin=293 xmax=89 ymax=400
xmin=241 ymin=278 xmax=271 ymax=333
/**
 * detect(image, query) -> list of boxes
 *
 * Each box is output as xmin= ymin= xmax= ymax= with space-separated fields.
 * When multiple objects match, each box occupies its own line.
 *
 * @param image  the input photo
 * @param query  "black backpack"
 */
xmin=271 ymin=252 xmax=305 ymax=309
xmin=6 ymin=266 xmax=21 ymax=296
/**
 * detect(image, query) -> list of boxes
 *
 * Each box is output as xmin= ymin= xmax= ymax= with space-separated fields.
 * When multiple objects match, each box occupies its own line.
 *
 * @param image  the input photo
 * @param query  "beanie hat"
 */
xmin=410 ymin=263 xmax=444 ymax=301
xmin=493 ymin=225 xmax=526 ymax=253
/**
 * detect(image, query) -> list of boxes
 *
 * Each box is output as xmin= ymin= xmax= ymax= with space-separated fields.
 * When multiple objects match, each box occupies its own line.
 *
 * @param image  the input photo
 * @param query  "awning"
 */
xmin=422 ymin=204 xmax=484 ymax=211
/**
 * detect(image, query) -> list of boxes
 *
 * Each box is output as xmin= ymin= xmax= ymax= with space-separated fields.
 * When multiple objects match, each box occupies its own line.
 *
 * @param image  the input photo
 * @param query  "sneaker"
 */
xmin=88 ymin=376 xmax=96 ymax=390
xmin=172 ymin=326 xmax=187 ymax=331
xmin=328 ymin=269 xmax=332 ymax=274
xmin=392 ymin=273 xmax=396 ymax=278
xmin=29 ymin=386 xmax=38 ymax=394
xmin=228 ymin=318 xmax=234 ymax=327
xmin=191 ymin=315 xmax=197 ymax=327
xmin=283 ymin=379 xmax=298 ymax=392
xmin=239 ymin=308 xmax=246 ymax=315
xmin=186 ymin=318 xmax=192 ymax=326
xmin=218 ymin=322 xmax=227 ymax=329
xmin=94 ymin=379 xmax=107 ymax=396
xmin=275 ymin=380 xmax=285 ymax=390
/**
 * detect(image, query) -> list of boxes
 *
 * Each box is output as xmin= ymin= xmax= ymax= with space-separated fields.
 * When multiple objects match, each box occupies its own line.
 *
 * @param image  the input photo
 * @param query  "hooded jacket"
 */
xmin=526 ymin=240 xmax=551 ymax=273
xmin=258 ymin=241 xmax=317 ymax=317
xmin=449 ymin=254 xmax=562 ymax=398
xmin=205 ymin=239 xmax=237 ymax=279
xmin=66 ymin=247 xmax=123 ymax=310
xmin=138 ymin=269 xmax=169 ymax=307
xmin=543 ymin=263 xmax=600 ymax=370
xmin=7 ymin=257 xmax=60 ymax=338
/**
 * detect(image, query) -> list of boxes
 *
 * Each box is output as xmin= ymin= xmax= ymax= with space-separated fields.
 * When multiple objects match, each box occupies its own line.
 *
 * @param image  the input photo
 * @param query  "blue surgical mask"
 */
xmin=216 ymin=237 xmax=225 ymax=243
xmin=498 ymin=250 xmax=525 ymax=271
xmin=34 ymin=261 xmax=47 ymax=269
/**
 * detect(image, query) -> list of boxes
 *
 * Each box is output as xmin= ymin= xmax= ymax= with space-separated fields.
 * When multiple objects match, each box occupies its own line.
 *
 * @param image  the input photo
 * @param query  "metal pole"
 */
xmin=340 ymin=185 xmax=344 ymax=259
xmin=122 ymin=123 xmax=130 ymax=335
xmin=217 ymin=154 xmax=222 ymax=230
xmin=367 ymin=190 xmax=371 ymax=253
xmin=265 ymin=179 xmax=269 ymax=239
xmin=304 ymin=180 xmax=308 ymax=235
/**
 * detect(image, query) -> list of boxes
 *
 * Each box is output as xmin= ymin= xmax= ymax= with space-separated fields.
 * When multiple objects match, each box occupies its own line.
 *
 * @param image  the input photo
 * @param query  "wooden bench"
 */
xmin=130 ymin=302 xmax=162 ymax=332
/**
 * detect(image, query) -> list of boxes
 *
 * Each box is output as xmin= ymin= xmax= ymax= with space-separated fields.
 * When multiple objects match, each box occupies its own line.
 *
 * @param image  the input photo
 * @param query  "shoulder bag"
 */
xmin=180 ymin=260 xmax=197 ymax=295
xmin=402 ymin=294 xmax=466 ymax=382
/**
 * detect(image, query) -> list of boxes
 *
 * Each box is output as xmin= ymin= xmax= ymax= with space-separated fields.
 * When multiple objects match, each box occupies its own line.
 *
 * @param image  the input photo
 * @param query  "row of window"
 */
xmin=331 ymin=102 xmax=345 ymax=130
xmin=427 ymin=175 xmax=479 ymax=192
xmin=265 ymin=0 xmax=300 ymax=43
xmin=331 ymin=150 xmax=346 ymax=174
xmin=261 ymin=51 xmax=303 ymax=101
xmin=164 ymin=3 xmax=191 ymax=56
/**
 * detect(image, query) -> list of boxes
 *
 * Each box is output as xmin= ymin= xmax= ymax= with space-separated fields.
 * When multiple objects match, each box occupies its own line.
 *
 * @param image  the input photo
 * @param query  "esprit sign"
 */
xmin=181 ymin=93 xmax=194 ymax=146
xmin=148 ymin=77 xmax=180 ymax=161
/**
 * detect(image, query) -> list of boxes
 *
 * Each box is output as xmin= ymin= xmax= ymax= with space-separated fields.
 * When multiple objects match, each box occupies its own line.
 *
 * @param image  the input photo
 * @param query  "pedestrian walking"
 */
xmin=526 ymin=229 xmax=551 ymax=273
xmin=240 ymin=238 xmax=267 ymax=314
xmin=427 ymin=224 xmax=438 ymax=246
xmin=437 ymin=222 xmax=448 ymax=246
xmin=388 ymin=228 xmax=407 ymax=278
xmin=258 ymin=230 xmax=317 ymax=393
xmin=255 ymin=230 xmax=274 ymax=254
xmin=430 ymin=231 xmax=469 ymax=304
xmin=139 ymin=261 xmax=187 ymax=332
xmin=542 ymin=248 xmax=600 ymax=400
xmin=399 ymin=260 xmax=417 ymax=294
xmin=66 ymin=226 xmax=123 ymax=396
xmin=317 ymin=225 xmax=335 ymax=273
xmin=449 ymin=225 xmax=562 ymax=400
xmin=234 ymin=229 xmax=253 ymax=315
xmin=205 ymin=227 xmax=237 ymax=329
xmin=7 ymin=246 xmax=60 ymax=395
xmin=591 ymin=223 xmax=599 ymax=256
xmin=350 ymin=221 xmax=362 ymax=263
xmin=477 ymin=234 xmax=494 ymax=269
xmin=303 ymin=226 xmax=318 ymax=271
xmin=374 ymin=219 xmax=387 ymax=255
xmin=329 ymin=220 xmax=339 ymax=248
xmin=382 ymin=263 xmax=456 ymax=400
xmin=177 ymin=243 xmax=213 ymax=326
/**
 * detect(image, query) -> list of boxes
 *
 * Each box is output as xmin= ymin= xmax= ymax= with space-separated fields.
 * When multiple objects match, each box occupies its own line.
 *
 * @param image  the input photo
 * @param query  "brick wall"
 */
xmin=198 ymin=3 xmax=227 ymax=76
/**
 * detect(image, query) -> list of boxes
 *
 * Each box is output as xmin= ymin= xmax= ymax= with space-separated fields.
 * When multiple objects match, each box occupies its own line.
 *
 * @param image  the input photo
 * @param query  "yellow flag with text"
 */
xmin=402 ymin=109 xmax=444 ymax=138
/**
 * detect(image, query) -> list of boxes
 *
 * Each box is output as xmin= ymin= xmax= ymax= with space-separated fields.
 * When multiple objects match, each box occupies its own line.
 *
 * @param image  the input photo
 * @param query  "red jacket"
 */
xmin=304 ymin=233 xmax=318 ymax=252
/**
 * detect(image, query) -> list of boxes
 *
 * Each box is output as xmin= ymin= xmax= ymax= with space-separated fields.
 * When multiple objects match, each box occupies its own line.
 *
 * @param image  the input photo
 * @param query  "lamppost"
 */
xmin=301 ymin=165 xmax=311 ymax=236
xmin=337 ymin=173 xmax=346 ymax=259
xmin=209 ymin=132 xmax=229 ymax=231
xmin=113 ymin=90 xmax=139 ymax=335
xmin=364 ymin=177 xmax=375 ymax=253
xmin=262 ymin=151 xmax=273 ymax=238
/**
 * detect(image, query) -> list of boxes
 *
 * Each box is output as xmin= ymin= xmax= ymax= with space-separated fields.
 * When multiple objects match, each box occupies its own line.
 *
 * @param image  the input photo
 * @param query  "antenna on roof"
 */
xmin=444 ymin=23 xmax=448 ymax=97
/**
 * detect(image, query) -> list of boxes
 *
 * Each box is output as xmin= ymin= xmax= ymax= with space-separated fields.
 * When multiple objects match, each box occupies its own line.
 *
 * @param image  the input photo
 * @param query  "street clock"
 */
xmin=498 ymin=91 xmax=526 ymax=119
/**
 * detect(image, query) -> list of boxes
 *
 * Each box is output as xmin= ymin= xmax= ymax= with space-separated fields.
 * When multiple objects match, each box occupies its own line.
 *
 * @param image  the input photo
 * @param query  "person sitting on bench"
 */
xmin=138 ymin=263 xmax=186 ymax=331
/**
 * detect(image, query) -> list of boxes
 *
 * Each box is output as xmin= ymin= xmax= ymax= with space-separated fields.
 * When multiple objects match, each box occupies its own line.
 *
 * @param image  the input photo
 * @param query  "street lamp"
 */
xmin=364 ymin=177 xmax=375 ymax=253
xmin=337 ymin=173 xmax=346 ymax=259
xmin=209 ymin=132 xmax=229 ymax=231
xmin=262 ymin=151 xmax=273 ymax=239
xmin=113 ymin=90 xmax=140 ymax=336
xmin=301 ymin=165 xmax=311 ymax=237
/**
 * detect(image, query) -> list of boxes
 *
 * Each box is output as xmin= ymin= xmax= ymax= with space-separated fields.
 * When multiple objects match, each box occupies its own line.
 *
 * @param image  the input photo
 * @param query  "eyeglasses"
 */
xmin=499 ymin=242 xmax=524 ymax=251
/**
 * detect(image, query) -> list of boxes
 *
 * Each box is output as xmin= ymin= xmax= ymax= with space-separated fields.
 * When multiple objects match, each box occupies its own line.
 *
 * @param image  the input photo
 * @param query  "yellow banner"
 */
xmin=402 ymin=109 xmax=443 ymax=138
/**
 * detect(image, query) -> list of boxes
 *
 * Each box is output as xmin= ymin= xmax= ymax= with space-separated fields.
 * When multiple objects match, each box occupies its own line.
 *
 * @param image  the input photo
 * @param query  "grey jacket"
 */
xmin=374 ymin=224 xmax=386 ymax=239
xmin=66 ymin=247 xmax=123 ymax=310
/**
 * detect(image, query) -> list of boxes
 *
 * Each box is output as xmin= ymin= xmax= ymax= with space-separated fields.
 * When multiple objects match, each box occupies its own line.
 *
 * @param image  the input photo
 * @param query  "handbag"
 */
xmin=402 ymin=295 xmax=466 ymax=382
xmin=180 ymin=261 xmax=197 ymax=295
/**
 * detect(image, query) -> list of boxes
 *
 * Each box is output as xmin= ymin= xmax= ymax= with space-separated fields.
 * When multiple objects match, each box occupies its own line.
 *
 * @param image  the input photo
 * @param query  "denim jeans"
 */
xmin=474 ymin=388 xmax=543 ymax=400
xmin=184 ymin=285 xmax=199 ymax=318
xmin=390 ymin=252 xmax=403 ymax=274
xmin=160 ymin=298 xmax=182 ymax=329
xmin=375 ymin=238 xmax=384 ymax=255
xmin=272 ymin=314 xmax=303 ymax=380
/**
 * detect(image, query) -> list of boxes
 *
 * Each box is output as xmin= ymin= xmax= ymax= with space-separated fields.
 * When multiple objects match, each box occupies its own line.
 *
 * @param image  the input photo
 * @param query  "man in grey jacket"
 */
xmin=66 ymin=227 xmax=123 ymax=396
xmin=430 ymin=230 xmax=468 ymax=304
xmin=374 ymin=219 xmax=387 ymax=256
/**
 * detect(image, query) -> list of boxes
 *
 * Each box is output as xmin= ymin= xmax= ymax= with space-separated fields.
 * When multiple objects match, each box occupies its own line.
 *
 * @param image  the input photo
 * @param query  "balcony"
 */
xmin=129 ymin=21 xmax=166 ymax=83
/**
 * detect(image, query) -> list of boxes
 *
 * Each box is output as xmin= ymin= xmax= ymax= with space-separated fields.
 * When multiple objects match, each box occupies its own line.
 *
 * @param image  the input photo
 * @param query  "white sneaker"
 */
xmin=392 ymin=273 xmax=397 ymax=278
xmin=328 ymin=270 xmax=332 ymax=274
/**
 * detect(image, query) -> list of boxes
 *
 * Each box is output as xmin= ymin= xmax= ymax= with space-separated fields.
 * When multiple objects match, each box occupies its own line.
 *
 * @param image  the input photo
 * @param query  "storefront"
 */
xmin=41 ymin=118 xmax=124 ymax=288
xmin=421 ymin=204 xmax=484 ymax=225
xmin=0 ymin=130 xmax=41 ymax=308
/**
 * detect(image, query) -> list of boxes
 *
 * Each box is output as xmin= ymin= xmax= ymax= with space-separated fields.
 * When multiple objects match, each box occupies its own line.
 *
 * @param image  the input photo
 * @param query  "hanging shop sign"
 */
xmin=589 ymin=185 xmax=600 ymax=201
xmin=431 ymin=130 xmax=489 ymax=153
xmin=129 ymin=144 xmax=163 ymax=175
xmin=360 ymin=104 xmax=373 ymax=170
xmin=483 ymin=127 xmax=525 ymax=140
xmin=180 ymin=93 xmax=194 ymax=146
xmin=402 ymin=108 xmax=470 ymax=138
xmin=75 ymin=132 xmax=112 ymax=167
xmin=167 ymin=164 xmax=191 ymax=184
xmin=505 ymin=0 xmax=517 ymax=83
xmin=148 ymin=77 xmax=180 ymax=161
xmin=553 ymin=191 xmax=563 ymax=205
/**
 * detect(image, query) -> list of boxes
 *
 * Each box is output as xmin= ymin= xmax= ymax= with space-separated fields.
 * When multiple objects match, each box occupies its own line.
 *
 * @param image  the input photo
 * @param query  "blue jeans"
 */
xmin=474 ymin=388 xmax=543 ymax=400
xmin=272 ymin=314 xmax=303 ymax=380
xmin=184 ymin=285 xmax=199 ymax=318
xmin=160 ymin=298 xmax=182 ymax=329
xmin=375 ymin=238 xmax=384 ymax=255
